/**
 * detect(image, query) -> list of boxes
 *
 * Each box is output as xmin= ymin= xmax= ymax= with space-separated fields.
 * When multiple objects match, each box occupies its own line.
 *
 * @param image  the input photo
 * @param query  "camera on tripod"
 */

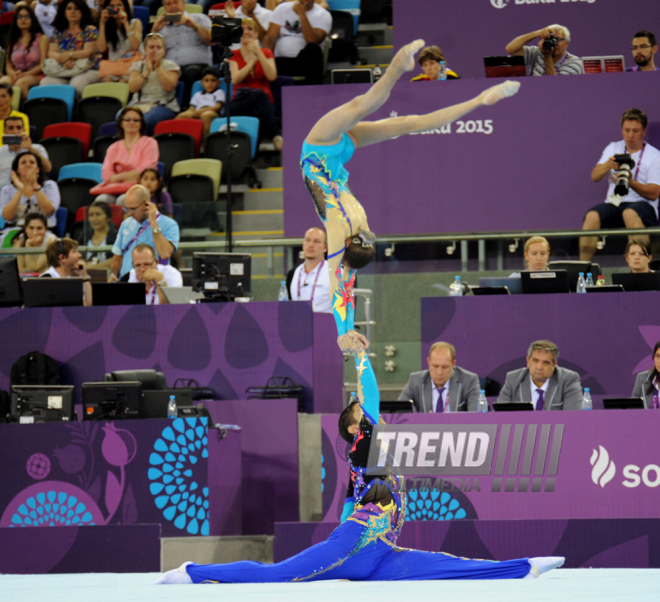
xmin=211 ymin=17 xmax=243 ymax=47
xmin=613 ymin=153 xmax=636 ymax=197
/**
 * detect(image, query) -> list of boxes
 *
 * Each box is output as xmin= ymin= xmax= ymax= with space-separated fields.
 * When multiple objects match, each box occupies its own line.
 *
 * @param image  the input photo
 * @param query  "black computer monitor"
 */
xmin=92 ymin=283 xmax=145 ymax=306
xmin=0 ymin=256 xmax=22 ymax=307
xmin=612 ymin=272 xmax=660 ymax=292
xmin=331 ymin=69 xmax=373 ymax=84
xmin=521 ymin=270 xmax=570 ymax=294
xmin=81 ymin=381 xmax=143 ymax=420
xmin=22 ymin=277 xmax=84 ymax=307
xmin=192 ymin=252 xmax=251 ymax=301
xmin=380 ymin=400 xmax=414 ymax=413
xmin=10 ymin=385 xmax=75 ymax=423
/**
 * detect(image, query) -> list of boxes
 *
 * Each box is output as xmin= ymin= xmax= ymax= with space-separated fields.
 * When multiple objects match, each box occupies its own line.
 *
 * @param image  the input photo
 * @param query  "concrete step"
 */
xmin=358 ymin=45 xmax=393 ymax=65
xmin=161 ymin=535 xmax=274 ymax=571
xmin=231 ymin=210 xmax=283 ymax=233
xmin=242 ymin=188 xmax=284 ymax=211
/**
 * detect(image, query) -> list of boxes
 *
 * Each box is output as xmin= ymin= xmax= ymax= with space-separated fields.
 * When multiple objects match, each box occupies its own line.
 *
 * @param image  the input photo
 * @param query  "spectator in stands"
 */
xmin=229 ymin=18 xmax=282 ymax=151
xmin=97 ymin=0 xmax=143 ymax=83
xmin=398 ymin=341 xmax=480 ymax=413
xmin=139 ymin=167 xmax=173 ymax=217
xmin=150 ymin=0 xmax=211 ymax=105
xmin=91 ymin=107 xmax=159 ymax=202
xmin=505 ymin=24 xmax=584 ymax=76
xmin=0 ymin=116 xmax=52 ymax=190
xmin=0 ymin=150 xmax=60 ymax=230
xmin=76 ymin=199 xmax=118 ymax=266
xmin=496 ymin=340 xmax=582 ymax=410
xmin=127 ymin=33 xmax=181 ymax=135
xmin=262 ymin=0 xmax=331 ymax=86
xmin=42 ymin=236 xmax=93 ymax=305
xmin=286 ymin=226 xmax=331 ymax=312
xmin=580 ymin=108 xmax=660 ymax=261
xmin=225 ymin=0 xmax=273 ymax=43
xmin=40 ymin=0 xmax=101 ymax=95
xmin=631 ymin=340 xmax=660 ymax=409
xmin=510 ymin=235 xmax=550 ymax=277
xmin=626 ymin=30 xmax=658 ymax=72
xmin=176 ymin=66 xmax=225 ymax=141
xmin=624 ymin=239 xmax=653 ymax=273
xmin=128 ymin=242 xmax=182 ymax=304
xmin=0 ymin=84 xmax=29 ymax=141
xmin=110 ymin=184 xmax=179 ymax=278
xmin=12 ymin=211 xmax=55 ymax=274
xmin=35 ymin=0 xmax=57 ymax=39
xmin=0 ymin=6 xmax=48 ymax=102
xmin=410 ymin=45 xmax=459 ymax=81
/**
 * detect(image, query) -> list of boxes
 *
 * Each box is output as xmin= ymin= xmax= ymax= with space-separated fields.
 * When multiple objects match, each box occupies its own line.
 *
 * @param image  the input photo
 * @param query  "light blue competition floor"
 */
xmin=2 ymin=570 xmax=660 ymax=602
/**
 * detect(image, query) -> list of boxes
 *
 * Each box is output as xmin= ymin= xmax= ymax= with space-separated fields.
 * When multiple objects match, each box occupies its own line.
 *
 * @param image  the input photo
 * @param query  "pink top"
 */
xmin=10 ymin=34 xmax=43 ymax=72
xmin=101 ymin=136 xmax=159 ymax=182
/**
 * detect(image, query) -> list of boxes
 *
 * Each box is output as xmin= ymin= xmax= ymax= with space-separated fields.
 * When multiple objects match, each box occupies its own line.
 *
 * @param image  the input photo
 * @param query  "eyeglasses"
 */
xmin=532 ymin=345 xmax=557 ymax=352
xmin=122 ymin=118 xmax=141 ymax=123
xmin=631 ymin=44 xmax=652 ymax=51
xmin=16 ymin=14 xmax=31 ymax=20
xmin=123 ymin=202 xmax=144 ymax=214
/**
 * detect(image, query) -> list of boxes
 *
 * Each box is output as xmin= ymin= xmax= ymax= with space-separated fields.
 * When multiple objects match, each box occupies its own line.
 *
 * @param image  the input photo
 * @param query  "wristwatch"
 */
xmin=33 ymin=185 xmax=42 ymax=192
xmin=152 ymin=226 xmax=162 ymax=234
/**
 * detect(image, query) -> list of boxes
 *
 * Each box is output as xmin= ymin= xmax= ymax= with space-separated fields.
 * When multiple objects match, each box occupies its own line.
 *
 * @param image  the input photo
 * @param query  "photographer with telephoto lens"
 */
xmin=580 ymin=108 xmax=660 ymax=261
xmin=505 ymin=24 xmax=584 ymax=76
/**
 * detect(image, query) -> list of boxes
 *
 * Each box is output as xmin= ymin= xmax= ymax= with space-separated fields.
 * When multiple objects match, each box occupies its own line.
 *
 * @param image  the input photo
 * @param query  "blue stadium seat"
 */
xmin=54 ymin=206 xmax=68 ymax=238
xmin=210 ymin=116 xmax=259 ymax=158
xmin=190 ymin=79 xmax=232 ymax=102
xmin=59 ymin=162 xmax=103 ymax=183
xmin=26 ymin=85 xmax=75 ymax=121
xmin=133 ymin=5 xmax=149 ymax=34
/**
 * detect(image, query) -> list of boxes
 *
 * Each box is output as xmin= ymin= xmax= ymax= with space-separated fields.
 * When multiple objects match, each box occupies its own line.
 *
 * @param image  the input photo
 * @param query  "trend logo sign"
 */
xmin=590 ymin=445 xmax=616 ymax=488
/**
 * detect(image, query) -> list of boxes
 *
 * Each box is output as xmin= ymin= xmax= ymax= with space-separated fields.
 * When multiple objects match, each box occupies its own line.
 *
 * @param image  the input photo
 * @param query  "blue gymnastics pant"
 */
xmin=185 ymin=519 xmax=531 ymax=583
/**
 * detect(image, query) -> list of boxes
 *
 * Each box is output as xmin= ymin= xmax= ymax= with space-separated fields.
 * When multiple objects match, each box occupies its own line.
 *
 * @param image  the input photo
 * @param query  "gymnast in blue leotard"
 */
xmin=156 ymin=340 xmax=564 ymax=584
xmin=299 ymin=40 xmax=522 ymax=348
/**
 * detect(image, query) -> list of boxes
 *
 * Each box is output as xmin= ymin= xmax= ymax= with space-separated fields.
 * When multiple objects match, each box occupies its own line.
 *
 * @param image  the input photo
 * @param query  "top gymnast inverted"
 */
xmin=300 ymin=39 xmax=520 ymax=349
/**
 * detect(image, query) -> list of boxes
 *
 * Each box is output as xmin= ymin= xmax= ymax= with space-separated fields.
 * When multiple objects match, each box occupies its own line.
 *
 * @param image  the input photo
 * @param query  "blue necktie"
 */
xmin=536 ymin=389 xmax=545 ymax=411
xmin=436 ymin=387 xmax=445 ymax=412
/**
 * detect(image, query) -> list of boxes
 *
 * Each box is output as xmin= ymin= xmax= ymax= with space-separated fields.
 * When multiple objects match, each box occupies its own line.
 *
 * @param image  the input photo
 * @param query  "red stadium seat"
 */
xmin=42 ymin=122 xmax=92 ymax=158
xmin=154 ymin=119 xmax=203 ymax=157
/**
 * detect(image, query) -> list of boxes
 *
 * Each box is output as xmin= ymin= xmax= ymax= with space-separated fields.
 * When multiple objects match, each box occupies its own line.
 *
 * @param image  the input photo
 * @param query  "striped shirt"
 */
xmin=523 ymin=46 xmax=584 ymax=76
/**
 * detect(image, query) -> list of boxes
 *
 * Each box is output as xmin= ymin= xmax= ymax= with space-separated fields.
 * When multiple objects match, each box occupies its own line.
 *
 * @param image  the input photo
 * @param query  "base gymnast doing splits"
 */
xmin=300 ymin=39 xmax=520 ymax=348
xmin=156 ymin=338 xmax=564 ymax=584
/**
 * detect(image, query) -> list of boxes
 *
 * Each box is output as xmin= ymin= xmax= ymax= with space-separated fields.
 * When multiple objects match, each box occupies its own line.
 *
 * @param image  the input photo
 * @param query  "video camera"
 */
xmin=211 ymin=17 xmax=243 ymax=47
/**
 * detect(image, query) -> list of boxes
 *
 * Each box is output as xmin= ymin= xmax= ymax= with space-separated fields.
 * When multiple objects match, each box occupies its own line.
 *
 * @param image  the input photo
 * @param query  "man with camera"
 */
xmin=505 ymin=24 xmax=584 ymax=76
xmin=580 ymin=108 xmax=660 ymax=261
xmin=0 ymin=116 xmax=51 ymax=190
xmin=626 ymin=30 xmax=658 ymax=72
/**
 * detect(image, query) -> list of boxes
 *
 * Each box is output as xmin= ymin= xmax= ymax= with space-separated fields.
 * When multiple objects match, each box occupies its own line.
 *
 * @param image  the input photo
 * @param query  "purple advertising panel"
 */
xmin=283 ymin=73 xmax=660 ymax=237
xmin=419 ymin=292 xmax=659 ymax=397
xmin=0 ymin=417 xmax=242 ymax=538
xmin=393 ymin=0 xmax=658 ymax=80
xmin=320 ymin=411 xmax=660 ymax=523
xmin=0 ymin=302 xmax=343 ymax=413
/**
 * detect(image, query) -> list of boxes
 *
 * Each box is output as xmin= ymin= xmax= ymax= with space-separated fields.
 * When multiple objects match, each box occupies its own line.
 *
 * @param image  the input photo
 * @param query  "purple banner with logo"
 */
xmin=420 ymin=292 xmax=659 ymax=397
xmin=0 ymin=302 xmax=343 ymax=413
xmin=394 ymin=0 xmax=658 ymax=80
xmin=283 ymin=73 xmax=660 ymax=236
xmin=320 ymin=410 xmax=660 ymax=522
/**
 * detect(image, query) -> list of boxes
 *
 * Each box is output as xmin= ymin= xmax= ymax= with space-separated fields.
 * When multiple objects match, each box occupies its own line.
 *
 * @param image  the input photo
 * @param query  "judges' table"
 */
xmin=420 ymin=292 xmax=660 ymax=402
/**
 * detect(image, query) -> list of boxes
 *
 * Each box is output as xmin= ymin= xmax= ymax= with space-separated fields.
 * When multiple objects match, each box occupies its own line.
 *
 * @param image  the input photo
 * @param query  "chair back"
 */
xmin=42 ymin=122 xmax=92 ymax=157
xmin=171 ymin=158 xmax=222 ymax=196
xmin=59 ymin=162 xmax=103 ymax=183
xmin=210 ymin=116 xmax=259 ymax=158
xmin=81 ymin=82 xmax=130 ymax=105
xmin=27 ymin=85 xmax=75 ymax=121
xmin=154 ymin=118 xmax=202 ymax=156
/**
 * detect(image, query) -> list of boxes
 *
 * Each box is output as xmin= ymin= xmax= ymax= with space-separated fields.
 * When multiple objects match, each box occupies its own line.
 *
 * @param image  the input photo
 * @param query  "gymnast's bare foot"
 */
xmin=481 ymin=80 xmax=521 ymax=105
xmin=388 ymin=39 xmax=425 ymax=79
xmin=524 ymin=556 xmax=565 ymax=579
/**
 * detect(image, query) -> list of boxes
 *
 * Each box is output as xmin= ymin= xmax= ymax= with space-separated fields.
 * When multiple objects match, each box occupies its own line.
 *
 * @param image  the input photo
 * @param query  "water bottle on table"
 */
xmin=586 ymin=272 xmax=594 ymax=287
xmin=576 ymin=272 xmax=586 ymax=294
xmin=438 ymin=61 xmax=447 ymax=81
xmin=167 ymin=394 xmax=177 ymax=419
xmin=477 ymin=390 xmax=488 ymax=413
xmin=449 ymin=276 xmax=463 ymax=297
xmin=278 ymin=281 xmax=288 ymax=301
xmin=582 ymin=388 xmax=592 ymax=410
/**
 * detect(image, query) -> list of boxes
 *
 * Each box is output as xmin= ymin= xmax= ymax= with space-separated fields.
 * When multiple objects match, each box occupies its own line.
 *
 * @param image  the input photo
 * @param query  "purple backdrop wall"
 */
xmin=419 ymin=292 xmax=660 ymax=397
xmin=0 ymin=302 xmax=343 ymax=413
xmin=274 ymin=519 xmax=660 ymax=568
xmin=320 ymin=411 xmax=660 ymax=524
xmin=283 ymin=67 xmax=660 ymax=237
xmin=394 ymin=0 xmax=659 ymax=80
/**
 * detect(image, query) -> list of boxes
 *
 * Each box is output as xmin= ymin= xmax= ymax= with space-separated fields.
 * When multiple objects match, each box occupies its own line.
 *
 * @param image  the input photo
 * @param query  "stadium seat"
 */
xmin=59 ymin=162 xmax=103 ymax=183
xmin=190 ymin=78 xmax=232 ymax=101
xmin=154 ymin=118 xmax=203 ymax=156
xmin=210 ymin=116 xmax=259 ymax=158
xmin=81 ymin=82 xmax=130 ymax=106
xmin=169 ymin=159 xmax=222 ymax=228
xmin=56 ymin=178 xmax=97 ymax=231
xmin=54 ymin=206 xmax=68 ymax=238
xmin=133 ymin=5 xmax=149 ymax=33
xmin=92 ymin=134 xmax=117 ymax=162
xmin=156 ymin=4 xmax=202 ymax=14
xmin=26 ymin=85 xmax=75 ymax=120
xmin=205 ymin=130 xmax=255 ymax=186
xmin=98 ymin=122 xmax=119 ymax=137
xmin=77 ymin=96 xmax=123 ymax=141
xmin=154 ymin=132 xmax=196 ymax=180
xmin=40 ymin=137 xmax=84 ymax=180
xmin=24 ymin=86 xmax=75 ymax=139
xmin=11 ymin=86 xmax=20 ymax=110
xmin=171 ymin=158 xmax=222 ymax=197
xmin=42 ymin=122 xmax=92 ymax=157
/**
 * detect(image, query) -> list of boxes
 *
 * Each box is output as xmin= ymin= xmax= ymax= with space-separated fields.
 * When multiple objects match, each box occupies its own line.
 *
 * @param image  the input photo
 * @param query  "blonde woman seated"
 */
xmin=509 ymin=236 xmax=550 ymax=277
xmin=11 ymin=211 xmax=55 ymax=274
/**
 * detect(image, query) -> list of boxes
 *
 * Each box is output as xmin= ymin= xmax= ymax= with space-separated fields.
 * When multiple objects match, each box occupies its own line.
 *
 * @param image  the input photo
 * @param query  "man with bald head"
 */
xmin=398 ymin=341 xmax=480 ymax=412
xmin=110 ymin=184 xmax=180 ymax=279
xmin=287 ymin=226 xmax=332 ymax=313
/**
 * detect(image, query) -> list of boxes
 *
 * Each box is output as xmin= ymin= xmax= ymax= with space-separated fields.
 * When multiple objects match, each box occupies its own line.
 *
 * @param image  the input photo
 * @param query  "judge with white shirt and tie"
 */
xmin=287 ymin=226 xmax=332 ymax=313
xmin=496 ymin=340 xmax=583 ymax=410
xmin=398 ymin=342 xmax=480 ymax=412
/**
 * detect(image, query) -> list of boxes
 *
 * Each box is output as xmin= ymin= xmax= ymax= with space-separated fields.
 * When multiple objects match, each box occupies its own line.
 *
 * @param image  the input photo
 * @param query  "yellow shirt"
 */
xmin=0 ymin=110 xmax=30 ymax=143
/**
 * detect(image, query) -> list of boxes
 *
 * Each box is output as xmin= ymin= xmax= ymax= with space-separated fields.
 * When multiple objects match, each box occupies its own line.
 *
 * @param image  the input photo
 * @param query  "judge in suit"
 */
xmin=496 ymin=340 xmax=582 ymax=410
xmin=631 ymin=340 xmax=660 ymax=409
xmin=398 ymin=341 xmax=480 ymax=412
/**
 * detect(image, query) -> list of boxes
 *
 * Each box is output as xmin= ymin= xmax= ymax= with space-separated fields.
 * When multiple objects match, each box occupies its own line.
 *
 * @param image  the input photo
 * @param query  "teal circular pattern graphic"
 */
xmin=148 ymin=417 xmax=210 ymax=535
xmin=406 ymin=489 xmax=467 ymax=521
